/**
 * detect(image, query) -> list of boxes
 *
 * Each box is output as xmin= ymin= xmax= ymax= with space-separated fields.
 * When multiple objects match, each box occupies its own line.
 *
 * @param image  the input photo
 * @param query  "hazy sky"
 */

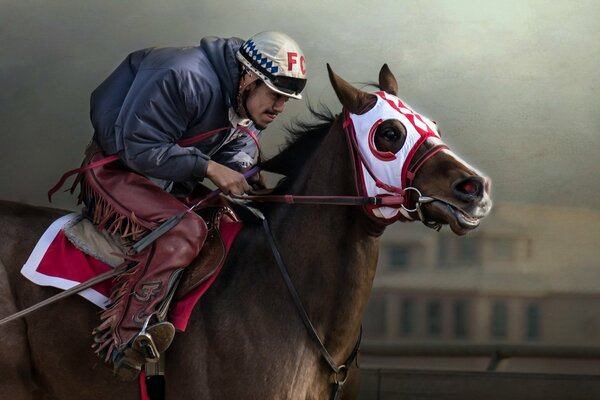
xmin=1 ymin=0 xmax=598 ymax=210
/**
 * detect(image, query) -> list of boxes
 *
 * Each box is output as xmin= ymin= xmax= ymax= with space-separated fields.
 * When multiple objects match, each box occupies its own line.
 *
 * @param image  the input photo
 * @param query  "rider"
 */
xmin=81 ymin=31 xmax=307 ymax=378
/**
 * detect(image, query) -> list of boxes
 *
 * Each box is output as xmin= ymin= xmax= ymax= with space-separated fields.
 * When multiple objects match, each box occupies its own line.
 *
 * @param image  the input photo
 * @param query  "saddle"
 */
xmin=175 ymin=205 xmax=238 ymax=300
xmin=62 ymin=204 xmax=240 ymax=310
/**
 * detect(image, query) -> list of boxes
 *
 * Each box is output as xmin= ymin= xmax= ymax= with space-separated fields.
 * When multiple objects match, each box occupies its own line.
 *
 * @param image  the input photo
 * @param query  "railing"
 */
xmin=358 ymin=342 xmax=600 ymax=400
xmin=361 ymin=341 xmax=600 ymax=371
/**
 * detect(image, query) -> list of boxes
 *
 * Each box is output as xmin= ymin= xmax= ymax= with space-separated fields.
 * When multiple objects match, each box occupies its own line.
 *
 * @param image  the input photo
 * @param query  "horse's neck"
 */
xmin=267 ymin=125 xmax=381 ymax=360
xmin=272 ymin=206 xmax=379 ymax=351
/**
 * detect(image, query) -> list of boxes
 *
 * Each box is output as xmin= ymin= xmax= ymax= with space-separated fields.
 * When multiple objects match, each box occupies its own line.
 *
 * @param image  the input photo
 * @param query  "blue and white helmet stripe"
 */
xmin=241 ymin=40 xmax=280 ymax=75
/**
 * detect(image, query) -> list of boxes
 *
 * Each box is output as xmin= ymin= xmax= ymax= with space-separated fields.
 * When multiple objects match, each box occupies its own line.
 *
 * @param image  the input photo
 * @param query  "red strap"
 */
xmin=47 ymin=126 xmax=232 ymax=202
xmin=175 ymin=126 xmax=230 ymax=146
xmin=345 ymin=118 xmax=404 ymax=195
xmin=378 ymin=196 xmax=406 ymax=206
xmin=180 ymin=125 xmax=259 ymax=148
xmin=405 ymin=144 xmax=448 ymax=187
xmin=232 ymin=193 xmax=406 ymax=208
xmin=47 ymin=155 xmax=120 ymax=202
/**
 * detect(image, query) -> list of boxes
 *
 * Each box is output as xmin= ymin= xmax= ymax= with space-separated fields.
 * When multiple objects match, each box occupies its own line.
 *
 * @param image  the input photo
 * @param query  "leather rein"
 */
xmin=255 ymin=210 xmax=360 ymax=400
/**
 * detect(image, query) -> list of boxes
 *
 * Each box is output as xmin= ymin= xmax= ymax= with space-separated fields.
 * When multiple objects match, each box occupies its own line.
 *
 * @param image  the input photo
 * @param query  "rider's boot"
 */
xmin=91 ymin=210 xmax=207 ymax=380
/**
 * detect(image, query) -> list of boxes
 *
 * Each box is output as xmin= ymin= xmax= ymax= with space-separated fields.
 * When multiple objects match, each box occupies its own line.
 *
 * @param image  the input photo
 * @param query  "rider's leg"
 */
xmin=81 ymin=143 xmax=207 ymax=378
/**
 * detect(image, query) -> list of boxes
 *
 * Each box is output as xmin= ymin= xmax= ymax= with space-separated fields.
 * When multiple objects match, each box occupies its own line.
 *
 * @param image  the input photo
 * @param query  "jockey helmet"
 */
xmin=237 ymin=31 xmax=307 ymax=100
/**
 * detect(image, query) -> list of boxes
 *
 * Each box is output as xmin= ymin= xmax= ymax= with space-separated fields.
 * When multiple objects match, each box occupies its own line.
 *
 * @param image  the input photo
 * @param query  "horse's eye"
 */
xmin=373 ymin=120 xmax=406 ymax=154
xmin=381 ymin=128 xmax=399 ymax=141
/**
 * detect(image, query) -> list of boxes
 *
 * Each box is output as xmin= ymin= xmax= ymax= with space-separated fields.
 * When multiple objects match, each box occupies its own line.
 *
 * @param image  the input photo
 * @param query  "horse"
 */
xmin=0 ymin=64 xmax=492 ymax=400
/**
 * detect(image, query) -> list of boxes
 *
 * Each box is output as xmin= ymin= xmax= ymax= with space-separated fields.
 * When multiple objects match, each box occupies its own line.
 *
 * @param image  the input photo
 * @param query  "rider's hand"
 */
xmin=205 ymin=161 xmax=251 ymax=196
xmin=250 ymin=173 xmax=267 ymax=192
xmin=243 ymin=168 xmax=267 ymax=192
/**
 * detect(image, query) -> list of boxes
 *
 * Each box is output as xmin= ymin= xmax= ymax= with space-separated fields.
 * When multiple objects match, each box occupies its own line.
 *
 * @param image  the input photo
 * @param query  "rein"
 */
xmin=232 ymin=193 xmax=407 ymax=207
xmin=237 ymin=204 xmax=360 ymax=400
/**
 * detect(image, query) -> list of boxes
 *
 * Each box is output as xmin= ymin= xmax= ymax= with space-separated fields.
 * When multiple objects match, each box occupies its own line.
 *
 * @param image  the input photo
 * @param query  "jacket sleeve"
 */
xmin=116 ymin=67 xmax=212 ymax=182
xmin=210 ymin=127 xmax=262 ymax=172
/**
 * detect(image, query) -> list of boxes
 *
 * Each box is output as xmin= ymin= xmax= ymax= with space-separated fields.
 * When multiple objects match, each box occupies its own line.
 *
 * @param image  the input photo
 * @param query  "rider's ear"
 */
xmin=327 ymin=64 xmax=377 ymax=115
xmin=378 ymin=64 xmax=398 ymax=96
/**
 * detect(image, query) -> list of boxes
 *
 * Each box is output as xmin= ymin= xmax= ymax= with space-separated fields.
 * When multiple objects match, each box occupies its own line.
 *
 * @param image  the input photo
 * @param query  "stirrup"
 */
xmin=131 ymin=320 xmax=175 ymax=363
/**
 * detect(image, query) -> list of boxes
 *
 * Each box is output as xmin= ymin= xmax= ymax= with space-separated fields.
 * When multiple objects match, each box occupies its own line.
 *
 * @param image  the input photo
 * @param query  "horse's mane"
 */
xmin=259 ymin=104 xmax=337 ymax=193
xmin=258 ymin=81 xmax=382 ymax=182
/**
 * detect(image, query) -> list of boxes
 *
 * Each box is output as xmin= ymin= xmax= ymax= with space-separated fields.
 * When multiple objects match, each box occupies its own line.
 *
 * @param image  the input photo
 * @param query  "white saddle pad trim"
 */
xmin=21 ymin=213 xmax=110 ymax=309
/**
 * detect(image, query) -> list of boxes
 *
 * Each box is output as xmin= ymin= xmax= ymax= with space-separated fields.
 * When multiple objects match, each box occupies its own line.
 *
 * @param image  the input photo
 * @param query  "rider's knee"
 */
xmin=159 ymin=213 xmax=207 ymax=261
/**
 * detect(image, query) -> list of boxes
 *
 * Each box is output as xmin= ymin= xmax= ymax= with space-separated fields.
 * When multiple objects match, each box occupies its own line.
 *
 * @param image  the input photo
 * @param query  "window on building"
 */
xmin=362 ymin=295 xmax=387 ymax=339
xmin=458 ymin=237 xmax=479 ymax=265
xmin=525 ymin=304 xmax=541 ymax=340
xmin=453 ymin=300 xmax=469 ymax=339
xmin=437 ymin=236 xmax=451 ymax=266
xmin=491 ymin=302 xmax=508 ymax=339
xmin=426 ymin=300 xmax=442 ymax=337
xmin=389 ymin=245 xmax=411 ymax=269
xmin=438 ymin=237 xmax=479 ymax=267
xmin=493 ymin=238 xmax=514 ymax=261
xmin=400 ymin=298 xmax=416 ymax=336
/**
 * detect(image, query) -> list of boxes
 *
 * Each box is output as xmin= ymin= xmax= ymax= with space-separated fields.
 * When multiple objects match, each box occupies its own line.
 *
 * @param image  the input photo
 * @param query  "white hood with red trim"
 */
xmin=347 ymin=92 xmax=441 ymax=220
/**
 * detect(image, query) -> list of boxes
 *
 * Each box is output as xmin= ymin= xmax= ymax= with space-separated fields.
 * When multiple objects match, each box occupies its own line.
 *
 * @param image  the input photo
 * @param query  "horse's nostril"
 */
xmin=461 ymin=181 xmax=478 ymax=195
xmin=454 ymin=177 xmax=484 ymax=200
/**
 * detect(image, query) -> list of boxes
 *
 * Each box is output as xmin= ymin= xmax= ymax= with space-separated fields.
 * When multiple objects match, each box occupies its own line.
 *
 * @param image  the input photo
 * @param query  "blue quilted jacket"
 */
xmin=90 ymin=36 xmax=261 ymax=190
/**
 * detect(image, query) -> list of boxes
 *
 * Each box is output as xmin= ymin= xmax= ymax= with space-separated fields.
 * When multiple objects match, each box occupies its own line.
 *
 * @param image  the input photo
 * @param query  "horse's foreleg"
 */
xmin=0 ymin=259 xmax=36 ymax=400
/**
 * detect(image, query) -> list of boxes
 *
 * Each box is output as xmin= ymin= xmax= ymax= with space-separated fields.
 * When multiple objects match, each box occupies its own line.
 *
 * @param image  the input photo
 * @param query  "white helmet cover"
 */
xmin=237 ymin=31 xmax=307 ymax=99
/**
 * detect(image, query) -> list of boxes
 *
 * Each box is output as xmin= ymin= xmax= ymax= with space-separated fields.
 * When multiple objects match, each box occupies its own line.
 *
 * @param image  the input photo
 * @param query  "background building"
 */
xmin=364 ymin=202 xmax=600 ymax=348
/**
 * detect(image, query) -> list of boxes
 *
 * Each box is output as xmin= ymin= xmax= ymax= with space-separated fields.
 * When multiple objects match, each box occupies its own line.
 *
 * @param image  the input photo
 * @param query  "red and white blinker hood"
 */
xmin=347 ymin=91 xmax=443 ymax=221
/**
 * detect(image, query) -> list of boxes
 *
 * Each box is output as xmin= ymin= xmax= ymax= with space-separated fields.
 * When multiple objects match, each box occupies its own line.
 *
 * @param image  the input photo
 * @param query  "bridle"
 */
xmin=239 ymin=100 xmax=449 ymax=230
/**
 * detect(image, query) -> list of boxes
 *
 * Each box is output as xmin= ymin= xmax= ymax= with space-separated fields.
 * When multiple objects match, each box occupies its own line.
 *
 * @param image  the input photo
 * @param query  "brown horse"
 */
xmin=0 ymin=65 xmax=491 ymax=400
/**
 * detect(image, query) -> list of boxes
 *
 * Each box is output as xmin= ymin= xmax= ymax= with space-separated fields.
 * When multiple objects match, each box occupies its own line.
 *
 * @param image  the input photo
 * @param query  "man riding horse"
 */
xmin=78 ymin=31 xmax=307 ymax=379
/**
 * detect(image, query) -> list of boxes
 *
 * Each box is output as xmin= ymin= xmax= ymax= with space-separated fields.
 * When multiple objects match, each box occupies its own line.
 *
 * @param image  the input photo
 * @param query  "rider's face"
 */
xmin=245 ymin=82 xmax=289 ymax=130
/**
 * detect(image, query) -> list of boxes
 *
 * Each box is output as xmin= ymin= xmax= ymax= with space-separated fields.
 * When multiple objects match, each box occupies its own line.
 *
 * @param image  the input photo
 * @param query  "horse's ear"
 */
xmin=378 ymin=64 xmax=398 ymax=96
xmin=327 ymin=64 xmax=376 ymax=115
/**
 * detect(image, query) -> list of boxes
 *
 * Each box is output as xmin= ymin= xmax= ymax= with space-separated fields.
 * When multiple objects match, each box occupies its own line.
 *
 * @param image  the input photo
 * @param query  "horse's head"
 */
xmin=328 ymin=64 xmax=492 ymax=235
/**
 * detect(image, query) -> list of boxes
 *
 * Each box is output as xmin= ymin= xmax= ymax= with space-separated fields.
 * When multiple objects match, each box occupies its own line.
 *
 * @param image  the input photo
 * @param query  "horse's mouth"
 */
xmin=423 ymin=200 xmax=481 ymax=235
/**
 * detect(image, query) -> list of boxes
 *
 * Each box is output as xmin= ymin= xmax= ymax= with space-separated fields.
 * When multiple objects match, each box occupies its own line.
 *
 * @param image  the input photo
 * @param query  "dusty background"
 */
xmin=1 ymin=0 xmax=598 ymax=211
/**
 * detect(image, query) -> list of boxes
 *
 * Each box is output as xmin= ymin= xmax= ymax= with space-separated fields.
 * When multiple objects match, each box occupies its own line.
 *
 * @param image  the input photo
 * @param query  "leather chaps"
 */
xmin=79 ymin=142 xmax=208 ymax=373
